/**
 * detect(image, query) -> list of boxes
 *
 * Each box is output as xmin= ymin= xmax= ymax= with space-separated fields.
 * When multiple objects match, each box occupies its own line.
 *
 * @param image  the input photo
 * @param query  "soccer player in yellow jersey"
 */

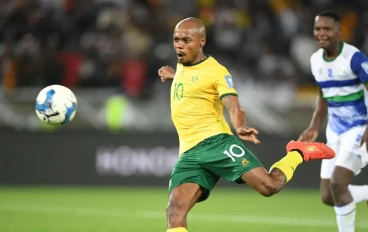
xmin=158 ymin=17 xmax=336 ymax=232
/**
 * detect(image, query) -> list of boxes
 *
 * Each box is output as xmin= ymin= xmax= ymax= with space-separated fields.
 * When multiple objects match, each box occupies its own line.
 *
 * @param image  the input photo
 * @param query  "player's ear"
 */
xmin=200 ymin=37 xmax=206 ymax=48
xmin=336 ymin=22 xmax=341 ymax=33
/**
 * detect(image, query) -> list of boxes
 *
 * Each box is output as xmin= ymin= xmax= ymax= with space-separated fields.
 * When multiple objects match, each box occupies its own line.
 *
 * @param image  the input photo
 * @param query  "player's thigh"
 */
xmin=169 ymin=149 xmax=220 ymax=203
xmin=336 ymin=125 xmax=367 ymax=176
xmin=199 ymin=133 xmax=264 ymax=184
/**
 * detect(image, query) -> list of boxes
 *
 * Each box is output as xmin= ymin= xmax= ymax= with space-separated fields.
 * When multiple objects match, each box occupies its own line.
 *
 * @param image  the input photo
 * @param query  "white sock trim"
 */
xmin=334 ymin=201 xmax=356 ymax=216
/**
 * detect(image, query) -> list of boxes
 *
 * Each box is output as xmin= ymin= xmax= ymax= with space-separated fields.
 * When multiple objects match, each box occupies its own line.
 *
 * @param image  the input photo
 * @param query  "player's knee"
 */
xmin=320 ymin=184 xmax=334 ymax=206
xmin=320 ymin=179 xmax=334 ymax=206
xmin=321 ymin=192 xmax=334 ymax=206
xmin=256 ymin=182 xmax=278 ymax=197
xmin=329 ymin=178 xmax=348 ymax=195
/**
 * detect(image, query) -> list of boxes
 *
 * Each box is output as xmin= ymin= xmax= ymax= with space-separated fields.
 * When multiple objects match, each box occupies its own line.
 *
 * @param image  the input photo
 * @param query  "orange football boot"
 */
xmin=286 ymin=141 xmax=336 ymax=162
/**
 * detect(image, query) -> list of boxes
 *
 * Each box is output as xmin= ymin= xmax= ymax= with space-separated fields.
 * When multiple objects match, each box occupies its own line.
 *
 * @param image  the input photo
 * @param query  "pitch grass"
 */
xmin=0 ymin=186 xmax=367 ymax=232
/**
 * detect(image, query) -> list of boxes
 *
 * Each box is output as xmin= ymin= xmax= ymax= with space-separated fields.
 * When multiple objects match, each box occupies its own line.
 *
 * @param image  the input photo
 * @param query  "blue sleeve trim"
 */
xmin=350 ymin=51 xmax=368 ymax=83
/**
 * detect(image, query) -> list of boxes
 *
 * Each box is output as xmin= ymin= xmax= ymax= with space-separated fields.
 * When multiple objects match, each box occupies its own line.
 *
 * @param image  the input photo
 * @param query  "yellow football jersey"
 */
xmin=170 ymin=56 xmax=238 ymax=155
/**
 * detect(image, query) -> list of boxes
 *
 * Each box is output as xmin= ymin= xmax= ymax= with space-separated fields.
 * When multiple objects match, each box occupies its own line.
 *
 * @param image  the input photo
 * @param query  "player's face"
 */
xmin=173 ymin=29 xmax=204 ymax=64
xmin=313 ymin=16 xmax=340 ymax=49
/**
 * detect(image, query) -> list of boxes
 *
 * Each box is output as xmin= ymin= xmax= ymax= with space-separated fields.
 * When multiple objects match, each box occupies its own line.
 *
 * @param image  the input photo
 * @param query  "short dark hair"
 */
xmin=317 ymin=10 xmax=341 ymax=23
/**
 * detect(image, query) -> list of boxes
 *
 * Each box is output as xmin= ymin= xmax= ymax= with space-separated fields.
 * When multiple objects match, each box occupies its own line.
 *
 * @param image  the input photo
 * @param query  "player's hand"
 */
xmin=237 ymin=127 xmax=260 ymax=144
xmin=359 ymin=126 xmax=368 ymax=151
xmin=297 ymin=127 xmax=318 ymax=142
xmin=158 ymin=66 xmax=175 ymax=82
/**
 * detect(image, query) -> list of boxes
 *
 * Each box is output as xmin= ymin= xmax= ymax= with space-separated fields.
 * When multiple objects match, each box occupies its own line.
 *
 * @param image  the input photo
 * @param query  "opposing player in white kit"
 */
xmin=298 ymin=11 xmax=368 ymax=232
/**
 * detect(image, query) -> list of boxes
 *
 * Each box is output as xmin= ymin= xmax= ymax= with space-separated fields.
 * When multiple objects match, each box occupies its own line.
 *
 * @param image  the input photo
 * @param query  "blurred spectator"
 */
xmin=0 ymin=0 xmax=367 ymax=98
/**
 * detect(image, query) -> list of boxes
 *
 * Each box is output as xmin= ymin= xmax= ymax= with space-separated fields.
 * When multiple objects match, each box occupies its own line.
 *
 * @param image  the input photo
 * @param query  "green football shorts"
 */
xmin=168 ymin=133 xmax=264 ymax=202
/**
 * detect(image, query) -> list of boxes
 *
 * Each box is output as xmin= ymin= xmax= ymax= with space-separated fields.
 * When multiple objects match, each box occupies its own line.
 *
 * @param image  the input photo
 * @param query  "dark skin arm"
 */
xmin=222 ymin=95 xmax=260 ymax=144
xmin=298 ymin=87 xmax=328 ymax=142
xmin=309 ymin=88 xmax=328 ymax=130
xmin=360 ymin=83 xmax=368 ymax=151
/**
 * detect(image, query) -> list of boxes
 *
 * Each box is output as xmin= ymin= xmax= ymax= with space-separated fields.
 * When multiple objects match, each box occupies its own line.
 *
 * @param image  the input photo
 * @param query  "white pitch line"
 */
xmin=0 ymin=204 xmax=368 ymax=229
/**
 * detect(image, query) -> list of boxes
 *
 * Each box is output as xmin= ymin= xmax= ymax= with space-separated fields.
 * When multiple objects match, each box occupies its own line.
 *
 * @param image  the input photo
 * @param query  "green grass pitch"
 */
xmin=0 ymin=187 xmax=367 ymax=232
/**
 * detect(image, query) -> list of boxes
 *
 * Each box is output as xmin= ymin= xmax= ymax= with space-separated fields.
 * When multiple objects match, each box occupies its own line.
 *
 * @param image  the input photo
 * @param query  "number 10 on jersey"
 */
xmin=173 ymin=83 xmax=184 ymax=100
xmin=223 ymin=144 xmax=245 ymax=162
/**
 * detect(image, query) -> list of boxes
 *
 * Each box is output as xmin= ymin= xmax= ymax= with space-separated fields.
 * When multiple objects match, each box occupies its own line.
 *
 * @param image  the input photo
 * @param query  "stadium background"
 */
xmin=0 ymin=0 xmax=368 ymax=231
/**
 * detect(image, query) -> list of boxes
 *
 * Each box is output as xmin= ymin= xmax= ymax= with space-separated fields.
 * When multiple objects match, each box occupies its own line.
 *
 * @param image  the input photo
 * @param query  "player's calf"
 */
xmin=330 ymin=166 xmax=354 ymax=206
xmin=243 ymin=141 xmax=335 ymax=198
xmin=166 ymin=195 xmax=189 ymax=228
xmin=320 ymin=179 xmax=334 ymax=206
xmin=166 ymin=183 xmax=202 ymax=231
xmin=242 ymin=167 xmax=286 ymax=197
xmin=330 ymin=167 xmax=357 ymax=232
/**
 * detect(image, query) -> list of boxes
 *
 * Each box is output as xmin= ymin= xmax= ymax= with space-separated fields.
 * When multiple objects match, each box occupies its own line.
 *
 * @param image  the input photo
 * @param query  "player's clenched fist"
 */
xmin=158 ymin=66 xmax=175 ymax=82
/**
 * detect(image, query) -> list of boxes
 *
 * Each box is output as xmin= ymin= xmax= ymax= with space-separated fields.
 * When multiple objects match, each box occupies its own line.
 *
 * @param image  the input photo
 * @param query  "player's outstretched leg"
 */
xmin=348 ymin=185 xmax=368 ymax=205
xmin=241 ymin=141 xmax=335 ymax=197
xmin=166 ymin=183 xmax=202 ymax=232
xmin=329 ymin=166 xmax=358 ymax=232
xmin=286 ymin=141 xmax=336 ymax=162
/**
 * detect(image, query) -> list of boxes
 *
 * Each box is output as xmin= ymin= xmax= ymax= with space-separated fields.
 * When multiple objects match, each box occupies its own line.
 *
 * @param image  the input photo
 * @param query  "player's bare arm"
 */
xmin=298 ymin=88 xmax=327 ymax=142
xmin=359 ymin=83 xmax=368 ymax=151
xmin=158 ymin=66 xmax=175 ymax=82
xmin=222 ymin=95 xmax=260 ymax=144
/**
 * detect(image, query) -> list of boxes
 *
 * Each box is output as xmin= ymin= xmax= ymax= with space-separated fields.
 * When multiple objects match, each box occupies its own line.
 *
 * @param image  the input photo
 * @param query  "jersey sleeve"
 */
xmin=214 ymin=67 xmax=238 ymax=100
xmin=310 ymin=54 xmax=316 ymax=78
xmin=310 ymin=55 xmax=318 ymax=85
xmin=350 ymin=51 xmax=368 ymax=83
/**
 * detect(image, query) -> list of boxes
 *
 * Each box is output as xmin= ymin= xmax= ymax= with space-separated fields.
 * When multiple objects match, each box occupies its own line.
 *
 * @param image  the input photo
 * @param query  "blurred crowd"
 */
xmin=0 ymin=0 xmax=368 ymax=99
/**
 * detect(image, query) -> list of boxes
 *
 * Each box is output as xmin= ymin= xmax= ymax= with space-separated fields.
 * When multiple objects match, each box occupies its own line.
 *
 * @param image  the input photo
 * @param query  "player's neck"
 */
xmin=184 ymin=53 xmax=208 ymax=66
xmin=324 ymin=42 xmax=343 ymax=60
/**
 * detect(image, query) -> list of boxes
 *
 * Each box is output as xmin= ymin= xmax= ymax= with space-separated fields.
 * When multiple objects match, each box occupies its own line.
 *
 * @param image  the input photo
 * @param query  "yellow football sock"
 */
xmin=270 ymin=151 xmax=303 ymax=182
xmin=167 ymin=227 xmax=188 ymax=232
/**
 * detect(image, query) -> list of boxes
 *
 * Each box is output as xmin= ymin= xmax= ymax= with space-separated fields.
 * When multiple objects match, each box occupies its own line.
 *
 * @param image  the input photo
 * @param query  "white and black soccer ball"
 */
xmin=35 ymin=85 xmax=77 ymax=125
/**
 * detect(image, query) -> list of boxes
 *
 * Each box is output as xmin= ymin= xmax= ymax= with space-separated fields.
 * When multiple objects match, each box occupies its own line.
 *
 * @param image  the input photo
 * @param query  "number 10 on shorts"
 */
xmin=223 ymin=144 xmax=245 ymax=162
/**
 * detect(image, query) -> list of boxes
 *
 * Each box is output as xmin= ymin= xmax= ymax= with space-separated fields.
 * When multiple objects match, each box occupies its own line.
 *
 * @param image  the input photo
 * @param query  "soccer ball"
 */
xmin=35 ymin=85 xmax=77 ymax=125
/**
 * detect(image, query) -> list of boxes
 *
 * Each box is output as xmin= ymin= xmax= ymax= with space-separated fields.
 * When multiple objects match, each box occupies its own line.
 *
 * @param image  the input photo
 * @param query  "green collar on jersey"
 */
xmin=323 ymin=42 xmax=344 ymax=62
